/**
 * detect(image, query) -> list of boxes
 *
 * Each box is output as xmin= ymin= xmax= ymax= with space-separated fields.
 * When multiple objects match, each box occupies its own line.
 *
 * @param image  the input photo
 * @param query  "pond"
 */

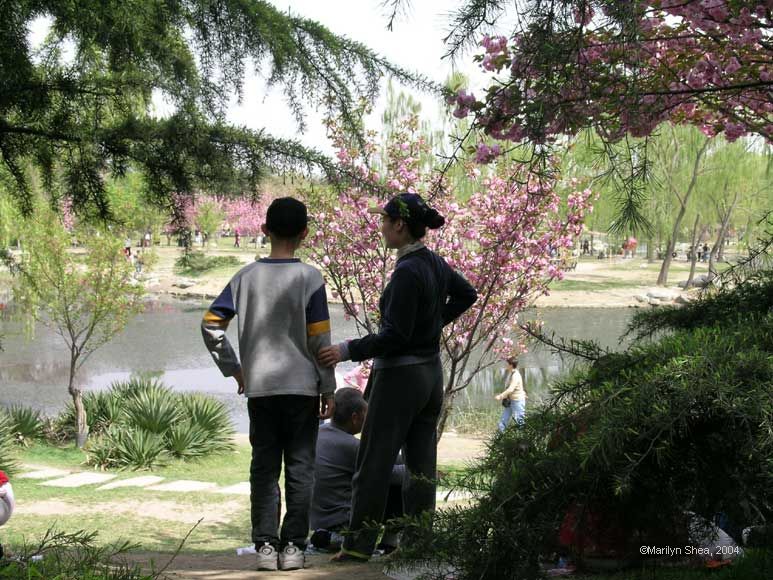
xmin=0 ymin=298 xmax=635 ymax=433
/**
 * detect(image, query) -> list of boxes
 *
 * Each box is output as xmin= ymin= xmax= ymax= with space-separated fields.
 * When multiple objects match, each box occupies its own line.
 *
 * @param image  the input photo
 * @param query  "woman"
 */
xmin=495 ymin=357 xmax=526 ymax=431
xmin=318 ymin=193 xmax=477 ymax=561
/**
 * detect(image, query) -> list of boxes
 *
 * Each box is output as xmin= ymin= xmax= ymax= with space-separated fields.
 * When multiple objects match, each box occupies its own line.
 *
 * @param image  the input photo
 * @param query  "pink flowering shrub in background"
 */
xmin=309 ymin=114 xmax=594 ymax=436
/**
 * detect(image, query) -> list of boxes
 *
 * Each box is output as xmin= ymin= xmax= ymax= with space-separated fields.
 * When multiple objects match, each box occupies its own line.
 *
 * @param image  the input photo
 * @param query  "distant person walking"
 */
xmin=318 ymin=193 xmax=477 ymax=562
xmin=495 ymin=358 xmax=526 ymax=431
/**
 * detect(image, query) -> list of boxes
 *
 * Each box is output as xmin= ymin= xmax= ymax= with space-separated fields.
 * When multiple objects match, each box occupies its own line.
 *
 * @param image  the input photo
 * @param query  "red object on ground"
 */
xmin=0 ymin=471 xmax=8 ymax=486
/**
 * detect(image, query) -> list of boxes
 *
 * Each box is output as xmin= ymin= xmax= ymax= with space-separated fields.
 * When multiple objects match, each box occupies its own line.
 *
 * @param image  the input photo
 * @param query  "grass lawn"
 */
xmin=4 ymin=441 xmax=470 ymax=554
xmin=4 ymin=442 xmax=256 ymax=552
xmin=551 ymin=278 xmax=644 ymax=292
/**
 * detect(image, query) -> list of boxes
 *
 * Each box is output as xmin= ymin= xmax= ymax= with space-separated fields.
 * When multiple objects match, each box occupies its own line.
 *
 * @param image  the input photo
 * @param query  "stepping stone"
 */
xmin=98 ymin=476 xmax=166 ymax=490
xmin=17 ymin=468 xmax=70 ymax=480
xmin=147 ymin=480 xmax=218 ymax=493
xmin=215 ymin=482 xmax=251 ymax=496
xmin=42 ymin=473 xmax=117 ymax=488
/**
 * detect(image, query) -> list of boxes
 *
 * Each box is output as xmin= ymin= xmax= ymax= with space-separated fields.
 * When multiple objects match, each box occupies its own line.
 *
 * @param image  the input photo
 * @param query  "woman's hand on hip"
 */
xmin=318 ymin=345 xmax=342 ymax=367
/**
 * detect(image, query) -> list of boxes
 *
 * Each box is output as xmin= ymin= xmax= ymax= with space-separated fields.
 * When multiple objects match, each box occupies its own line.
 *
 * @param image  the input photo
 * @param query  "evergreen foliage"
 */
xmin=393 ymin=267 xmax=773 ymax=578
xmin=0 ymin=1 xmax=438 ymax=219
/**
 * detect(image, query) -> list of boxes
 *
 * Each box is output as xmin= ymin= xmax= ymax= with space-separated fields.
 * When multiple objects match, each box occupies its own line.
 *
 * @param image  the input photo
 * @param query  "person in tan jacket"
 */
xmin=495 ymin=357 xmax=526 ymax=431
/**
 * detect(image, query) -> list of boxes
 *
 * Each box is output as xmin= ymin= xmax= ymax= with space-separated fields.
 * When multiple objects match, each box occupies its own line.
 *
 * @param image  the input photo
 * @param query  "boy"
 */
xmin=202 ymin=197 xmax=336 ymax=571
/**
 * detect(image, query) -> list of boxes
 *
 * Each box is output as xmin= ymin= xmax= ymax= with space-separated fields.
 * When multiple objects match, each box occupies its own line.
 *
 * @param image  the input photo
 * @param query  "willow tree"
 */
xmin=1 ymin=1 xmax=437 ymax=219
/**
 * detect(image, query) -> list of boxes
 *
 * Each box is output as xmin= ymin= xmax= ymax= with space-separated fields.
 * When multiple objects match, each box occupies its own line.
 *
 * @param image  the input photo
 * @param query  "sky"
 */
xmin=215 ymin=0 xmax=487 ymax=153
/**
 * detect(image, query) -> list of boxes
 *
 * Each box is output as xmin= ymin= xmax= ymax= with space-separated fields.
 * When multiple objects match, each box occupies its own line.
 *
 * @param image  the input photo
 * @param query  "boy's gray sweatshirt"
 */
xmin=201 ymin=258 xmax=336 ymax=397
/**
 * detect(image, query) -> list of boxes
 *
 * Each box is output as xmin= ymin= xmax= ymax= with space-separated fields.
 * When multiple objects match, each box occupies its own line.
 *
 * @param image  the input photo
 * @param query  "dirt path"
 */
xmin=127 ymin=551 xmax=395 ymax=580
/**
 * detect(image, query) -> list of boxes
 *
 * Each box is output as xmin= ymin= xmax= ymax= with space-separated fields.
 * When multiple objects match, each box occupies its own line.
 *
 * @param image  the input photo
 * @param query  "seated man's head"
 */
xmin=262 ymin=197 xmax=308 ymax=247
xmin=332 ymin=387 xmax=367 ymax=435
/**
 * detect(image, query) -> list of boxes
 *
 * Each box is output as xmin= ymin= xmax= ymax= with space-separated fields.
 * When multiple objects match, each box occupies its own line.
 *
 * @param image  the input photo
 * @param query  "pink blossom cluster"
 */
xmin=59 ymin=196 xmax=75 ymax=231
xmin=480 ymin=35 xmax=510 ymax=72
xmin=164 ymin=193 xmax=273 ymax=237
xmin=221 ymin=196 xmax=272 ymax=236
xmin=309 ymin=114 xmax=594 ymax=392
xmin=452 ymin=1 xmax=772 ymax=146
xmin=450 ymin=89 xmax=479 ymax=119
xmin=474 ymin=143 xmax=502 ymax=164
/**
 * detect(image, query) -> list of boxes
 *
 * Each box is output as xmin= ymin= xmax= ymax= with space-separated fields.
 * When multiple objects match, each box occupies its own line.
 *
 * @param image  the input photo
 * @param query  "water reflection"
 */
xmin=1 ymin=298 xmax=634 ymax=432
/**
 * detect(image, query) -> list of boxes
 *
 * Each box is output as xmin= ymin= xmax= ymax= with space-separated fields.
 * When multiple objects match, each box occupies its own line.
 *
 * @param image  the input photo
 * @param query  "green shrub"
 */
xmin=89 ymin=426 xmax=169 ymax=470
xmin=393 ymin=271 xmax=773 ymax=579
xmin=0 ymin=527 xmax=160 ymax=579
xmin=165 ymin=422 xmax=209 ymax=459
xmin=79 ymin=379 xmax=234 ymax=469
xmin=2 ymin=405 xmax=43 ymax=444
xmin=56 ymin=389 xmax=129 ymax=438
xmin=110 ymin=428 xmax=169 ymax=470
xmin=0 ymin=413 xmax=18 ymax=474
xmin=123 ymin=385 xmax=181 ymax=434
xmin=174 ymin=251 xmax=241 ymax=276
xmin=179 ymin=393 xmax=234 ymax=454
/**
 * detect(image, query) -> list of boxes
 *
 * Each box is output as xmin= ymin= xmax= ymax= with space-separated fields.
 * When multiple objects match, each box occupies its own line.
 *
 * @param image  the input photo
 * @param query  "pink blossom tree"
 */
xmin=309 ymin=115 xmax=594 ymax=437
xmin=222 ymin=195 xmax=275 ymax=247
xmin=438 ymin=1 xmax=771 ymax=232
xmin=447 ymin=2 xmax=772 ymax=147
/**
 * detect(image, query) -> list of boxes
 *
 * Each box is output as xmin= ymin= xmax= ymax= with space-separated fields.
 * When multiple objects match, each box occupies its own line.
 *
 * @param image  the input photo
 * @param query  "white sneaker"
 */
xmin=256 ymin=542 xmax=278 ymax=571
xmin=278 ymin=542 xmax=305 ymax=571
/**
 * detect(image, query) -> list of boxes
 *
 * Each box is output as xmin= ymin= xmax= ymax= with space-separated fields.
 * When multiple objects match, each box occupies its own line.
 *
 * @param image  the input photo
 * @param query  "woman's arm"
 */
xmin=345 ymin=268 xmax=420 ymax=362
xmin=442 ymin=269 xmax=477 ymax=325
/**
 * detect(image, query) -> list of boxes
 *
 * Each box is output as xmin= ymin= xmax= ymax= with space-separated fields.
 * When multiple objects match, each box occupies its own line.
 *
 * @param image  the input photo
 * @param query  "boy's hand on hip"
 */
xmin=319 ymin=395 xmax=335 ymax=420
xmin=317 ymin=345 xmax=341 ymax=367
xmin=233 ymin=369 xmax=245 ymax=395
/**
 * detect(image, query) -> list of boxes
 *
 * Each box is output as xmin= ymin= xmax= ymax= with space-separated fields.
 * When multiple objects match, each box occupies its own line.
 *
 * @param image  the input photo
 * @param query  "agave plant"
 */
xmin=179 ymin=394 xmax=235 ymax=454
xmin=89 ymin=426 xmax=169 ymax=470
xmin=0 ymin=412 xmax=18 ymax=474
xmin=123 ymin=385 xmax=181 ymax=435
xmin=5 ymin=405 xmax=44 ymax=444
xmin=114 ymin=428 xmax=168 ymax=470
xmin=72 ymin=379 xmax=236 ymax=469
xmin=165 ymin=422 xmax=209 ymax=459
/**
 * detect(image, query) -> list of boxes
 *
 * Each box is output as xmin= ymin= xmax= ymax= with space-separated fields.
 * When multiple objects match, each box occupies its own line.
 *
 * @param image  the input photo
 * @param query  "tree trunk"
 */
xmin=68 ymin=358 xmax=88 ymax=448
xmin=657 ymin=208 xmax=686 ymax=286
xmin=708 ymin=190 xmax=739 ymax=281
xmin=646 ymin=237 xmax=655 ymax=262
xmin=657 ymin=138 xmax=709 ymax=286
xmin=685 ymin=214 xmax=701 ymax=288
xmin=436 ymin=394 xmax=454 ymax=444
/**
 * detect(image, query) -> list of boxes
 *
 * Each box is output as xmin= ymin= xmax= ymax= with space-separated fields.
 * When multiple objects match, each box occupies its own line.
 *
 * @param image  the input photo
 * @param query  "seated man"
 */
xmin=310 ymin=387 xmax=403 ymax=553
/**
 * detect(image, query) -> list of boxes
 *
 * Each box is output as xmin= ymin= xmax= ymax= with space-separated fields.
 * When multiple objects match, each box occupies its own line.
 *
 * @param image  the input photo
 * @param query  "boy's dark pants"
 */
xmin=248 ymin=395 xmax=319 ymax=549
xmin=344 ymin=360 xmax=444 ymax=556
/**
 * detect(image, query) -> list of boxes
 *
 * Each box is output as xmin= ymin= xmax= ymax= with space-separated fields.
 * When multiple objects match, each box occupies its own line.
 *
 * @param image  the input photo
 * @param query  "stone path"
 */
xmin=17 ymin=464 xmax=473 ymax=502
